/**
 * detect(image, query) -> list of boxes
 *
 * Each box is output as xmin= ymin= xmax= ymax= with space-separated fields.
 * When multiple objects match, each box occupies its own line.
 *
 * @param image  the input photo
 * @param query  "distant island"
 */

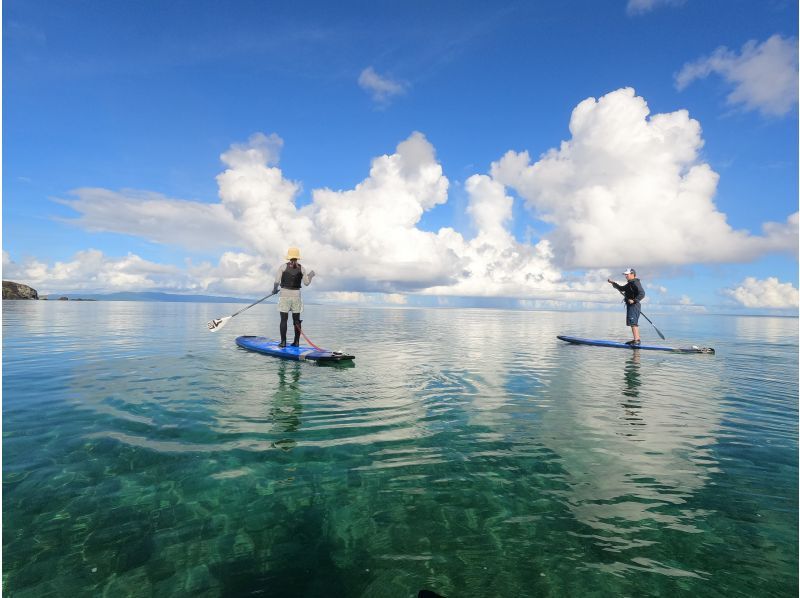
xmin=42 ymin=291 xmax=254 ymax=303
xmin=2 ymin=282 xmax=253 ymax=303
xmin=3 ymin=281 xmax=39 ymax=299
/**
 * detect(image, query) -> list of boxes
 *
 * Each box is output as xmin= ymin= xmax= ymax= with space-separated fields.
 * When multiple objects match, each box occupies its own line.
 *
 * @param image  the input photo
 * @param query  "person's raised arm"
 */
xmin=302 ymin=265 xmax=315 ymax=286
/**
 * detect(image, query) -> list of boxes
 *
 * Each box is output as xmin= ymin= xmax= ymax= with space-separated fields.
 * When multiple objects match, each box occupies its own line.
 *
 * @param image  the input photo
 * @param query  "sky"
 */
xmin=3 ymin=0 xmax=798 ymax=314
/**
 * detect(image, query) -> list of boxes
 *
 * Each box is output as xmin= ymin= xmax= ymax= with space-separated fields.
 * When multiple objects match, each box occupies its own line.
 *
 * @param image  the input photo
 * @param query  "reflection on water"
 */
xmin=537 ymin=338 xmax=728 ymax=578
xmin=3 ymin=302 xmax=798 ymax=597
xmin=623 ymin=352 xmax=641 ymax=397
xmin=621 ymin=353 xmax=643 ymax=430
xmin=270 ymin=362 xmax=303 ymax=450
xmin=732 ymin=313 xmax=797 ymax=344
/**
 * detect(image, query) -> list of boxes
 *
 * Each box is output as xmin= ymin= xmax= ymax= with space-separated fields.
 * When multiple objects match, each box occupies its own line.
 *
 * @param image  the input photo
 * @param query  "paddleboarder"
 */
xmin=272 ymin=247 xmax=315 ymax=347
xmin=607 ymin=268 xmax=646 ymax=346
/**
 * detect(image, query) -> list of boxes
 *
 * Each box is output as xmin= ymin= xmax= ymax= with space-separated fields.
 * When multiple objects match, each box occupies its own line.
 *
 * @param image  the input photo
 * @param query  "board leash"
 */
xmin=294 ymin=322 xmax=323 ymax=350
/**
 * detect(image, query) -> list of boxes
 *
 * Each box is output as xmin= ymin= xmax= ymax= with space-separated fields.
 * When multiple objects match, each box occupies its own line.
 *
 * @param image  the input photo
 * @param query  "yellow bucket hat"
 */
xmin=285 ymin=247 xmax=301 ymax=260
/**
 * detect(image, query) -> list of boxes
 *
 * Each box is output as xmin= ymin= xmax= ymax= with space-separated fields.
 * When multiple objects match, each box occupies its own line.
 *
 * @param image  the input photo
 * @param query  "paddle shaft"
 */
xmin=229 ymin=290 xmax=278 ymax=319
xmin=208 ymin=291 xmax=278 ymax=330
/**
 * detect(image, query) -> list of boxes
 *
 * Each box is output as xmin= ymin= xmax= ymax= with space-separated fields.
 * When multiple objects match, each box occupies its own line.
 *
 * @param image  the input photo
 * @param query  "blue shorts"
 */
xmin=626 ymin=303 xmax=641 ymax=326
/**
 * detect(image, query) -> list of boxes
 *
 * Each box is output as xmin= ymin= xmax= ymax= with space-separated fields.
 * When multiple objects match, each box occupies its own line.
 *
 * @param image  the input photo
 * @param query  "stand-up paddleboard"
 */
xmin=236 ymin=336 xmax=355 ymax=362
xmin=557 ymin=335 xmax=715 ymax=354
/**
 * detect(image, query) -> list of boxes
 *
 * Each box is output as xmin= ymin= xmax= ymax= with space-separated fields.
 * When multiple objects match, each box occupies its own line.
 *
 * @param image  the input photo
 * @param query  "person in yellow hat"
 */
xmin=272 ymin=247 xmax=315 ymax=347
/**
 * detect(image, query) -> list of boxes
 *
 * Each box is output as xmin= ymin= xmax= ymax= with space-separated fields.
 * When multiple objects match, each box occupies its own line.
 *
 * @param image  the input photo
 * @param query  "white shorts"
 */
xmin=278 ymin=296 xmax=303 ymax=313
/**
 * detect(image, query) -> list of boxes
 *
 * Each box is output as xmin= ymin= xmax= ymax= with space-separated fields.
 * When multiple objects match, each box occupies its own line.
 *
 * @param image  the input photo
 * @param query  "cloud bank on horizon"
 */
xmin=724 ymin=277 xmax=799 ymax=309
xmin=4 ymin=87 xmax=798 ymax=310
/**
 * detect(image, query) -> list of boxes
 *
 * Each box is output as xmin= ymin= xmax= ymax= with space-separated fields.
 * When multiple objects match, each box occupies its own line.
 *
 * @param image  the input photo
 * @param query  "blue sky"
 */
xmin=3 ymin=0 xmax=798 ymax=313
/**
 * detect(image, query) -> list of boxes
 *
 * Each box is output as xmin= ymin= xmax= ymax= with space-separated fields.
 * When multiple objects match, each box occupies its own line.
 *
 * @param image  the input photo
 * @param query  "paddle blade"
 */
xmin=640 ymin=311 xmax=666 ymax=340
xmin=207 ymin=316 xmax=230 ymax=332
xmin=648 ymin=319 xmax=666 ymax=340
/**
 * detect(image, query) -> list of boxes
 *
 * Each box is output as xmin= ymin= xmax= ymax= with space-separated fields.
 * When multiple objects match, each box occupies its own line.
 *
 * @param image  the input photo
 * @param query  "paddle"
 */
xmin=636 ymin=311 xmax=666 ymax=340
xmin=611 ymin=285 xmax=666 ymax=340
xmin=207 ymin=291 xmax=278 ymax=332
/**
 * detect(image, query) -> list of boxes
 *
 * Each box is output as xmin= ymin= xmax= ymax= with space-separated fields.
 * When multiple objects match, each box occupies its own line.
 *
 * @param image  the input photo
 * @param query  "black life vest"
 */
xmin=280 ymin=263 xmax=303 ymax=289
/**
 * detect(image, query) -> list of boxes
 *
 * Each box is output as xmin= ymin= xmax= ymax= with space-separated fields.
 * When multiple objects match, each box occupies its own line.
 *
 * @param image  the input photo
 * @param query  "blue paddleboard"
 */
xmin=235 ymin=335 xmax=355 ymax=362
xmin=557 ymin=335 xmax=714 ymax=354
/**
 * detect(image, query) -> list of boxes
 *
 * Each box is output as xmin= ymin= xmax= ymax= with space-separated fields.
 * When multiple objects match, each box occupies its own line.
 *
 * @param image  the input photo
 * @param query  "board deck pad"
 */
xmin=557 ymin=335 xmax=714 ymax=354
xmin=236 ymin=335 xmax=355 ymax=362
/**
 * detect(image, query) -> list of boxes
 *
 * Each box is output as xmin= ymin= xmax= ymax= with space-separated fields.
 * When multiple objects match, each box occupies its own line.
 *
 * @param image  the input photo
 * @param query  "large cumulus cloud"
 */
xmin=211 ymin=131 xmax=464 ymax=292
xmin=491 ymin=88 xmax=797 ymax=269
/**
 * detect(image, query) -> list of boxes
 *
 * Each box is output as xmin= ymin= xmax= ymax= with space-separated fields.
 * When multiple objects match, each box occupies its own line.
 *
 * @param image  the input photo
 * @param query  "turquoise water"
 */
xmin=3 ymin=301 xmax=798 ymax=597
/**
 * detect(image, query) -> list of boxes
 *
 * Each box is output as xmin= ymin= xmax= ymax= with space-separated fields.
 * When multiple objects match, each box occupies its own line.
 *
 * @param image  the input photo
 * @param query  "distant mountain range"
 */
xmin=47 ymin=291 xmax=255 ymax=303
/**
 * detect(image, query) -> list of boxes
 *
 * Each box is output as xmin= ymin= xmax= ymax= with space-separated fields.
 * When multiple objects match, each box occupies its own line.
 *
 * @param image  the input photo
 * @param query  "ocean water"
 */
xmin=3 ymin=300 xmax=797 ymax=597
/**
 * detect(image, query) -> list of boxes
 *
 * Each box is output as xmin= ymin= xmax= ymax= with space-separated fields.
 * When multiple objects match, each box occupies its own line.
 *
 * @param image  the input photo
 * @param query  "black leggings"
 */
xmin=280 ymin=312 xmax=301 ymax=342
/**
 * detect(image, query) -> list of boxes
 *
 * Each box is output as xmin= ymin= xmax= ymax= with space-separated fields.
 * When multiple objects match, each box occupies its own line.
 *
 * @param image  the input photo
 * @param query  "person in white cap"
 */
xmin=607 ymin=268 xmax=646 ymax=346
xmin=272 ymin=247 xmax=315 ymax=347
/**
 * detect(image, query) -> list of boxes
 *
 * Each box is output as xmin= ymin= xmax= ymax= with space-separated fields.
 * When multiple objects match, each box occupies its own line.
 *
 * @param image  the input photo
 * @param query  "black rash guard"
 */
xmin=612 ymin=278 xmax=645 ymax=303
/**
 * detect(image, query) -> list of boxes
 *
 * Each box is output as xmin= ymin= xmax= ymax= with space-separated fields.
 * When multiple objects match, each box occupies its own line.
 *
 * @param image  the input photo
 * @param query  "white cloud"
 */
xmin=674 ymin=303 xmax=708 ymax=313
xmin=39 ymin=90 xmax=799 ymax=300
xmin=186 ymin=252 xmax=273 ymax=295
xmin=2 ymin=249 xmax=191 ymax=294
xmin=58 ymin=132 xmax=454 ymax=293
xmin=724 ymin=277 xmax=799 ymax=309
xmin=220 ymin=132 xmax=284 ymax=168
xmin=382 ymin=293 xmax=408 ymax=305
xmin=57 ymin=188 xmax=241 ymax=251
xmin=214 ymin=132 xmax=304 ymax=257
xmin=423 ymin=174 xmax=572 ymax=298
xmin=626 ymin=0 xmax=684 ymax=16
xmin=307 ymin=132 xmax=456 ymax=290
xmin=53 ymin=131 xmax=588 ymax=299
xmin=491 ymin=87 xmax=798 ymax=268
xmin=316 ymin=292 xmax=408 ymax=305
xmin=675 ymin=35 xmax=799 ymax=117
xmin=358 ymin=66 xmax=408 ymax=104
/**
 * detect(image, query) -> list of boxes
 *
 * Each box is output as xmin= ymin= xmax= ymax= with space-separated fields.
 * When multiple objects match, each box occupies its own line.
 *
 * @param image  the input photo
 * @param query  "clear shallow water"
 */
xmin=3 ymin=301 xmax=797 ymax=597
